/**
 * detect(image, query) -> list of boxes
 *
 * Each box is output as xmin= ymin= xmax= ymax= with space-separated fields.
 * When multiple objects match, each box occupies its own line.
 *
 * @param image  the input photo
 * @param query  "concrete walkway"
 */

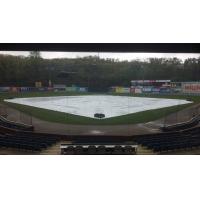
xmin=0 ymin=103 xmax=156 ymax=136
xmin=1 ymin=103 xmax=199 ymax=136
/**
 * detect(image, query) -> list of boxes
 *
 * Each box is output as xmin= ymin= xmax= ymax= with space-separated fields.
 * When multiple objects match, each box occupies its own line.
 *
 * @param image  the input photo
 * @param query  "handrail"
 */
xmin=0 ymin=115 xmax=34 ymax=131
xmin=160 ymin=114 xmax=200 ymax=132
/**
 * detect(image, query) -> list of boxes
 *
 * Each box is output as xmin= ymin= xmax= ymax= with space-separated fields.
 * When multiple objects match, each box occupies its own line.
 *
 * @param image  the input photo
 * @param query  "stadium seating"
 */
xmin=133 ymin=127 xmax=200 ymax=153
xmin=0 ymin=132 xmax=60 ymax=152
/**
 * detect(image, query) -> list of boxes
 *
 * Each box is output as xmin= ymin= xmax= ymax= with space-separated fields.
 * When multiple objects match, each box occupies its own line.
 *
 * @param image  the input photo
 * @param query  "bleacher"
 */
xmin=133 ymin=127 xmax=200 ymax=153
xmin=0 ymin=117 xmax=138 ymax=154
xmin=0 ymin=131 xmax=60 ymax=152
xmin=2 ymin=113 xmax=200 ymax=154
xmin=0 ymin=117 xmax=137 ymax=154
xmin=0 ymin=115 xmax=60 ymax=152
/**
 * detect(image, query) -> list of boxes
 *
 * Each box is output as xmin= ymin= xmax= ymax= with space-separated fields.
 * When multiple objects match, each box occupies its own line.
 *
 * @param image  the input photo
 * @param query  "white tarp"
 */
xmin=4 ymin=95 xmax=192 ymax=119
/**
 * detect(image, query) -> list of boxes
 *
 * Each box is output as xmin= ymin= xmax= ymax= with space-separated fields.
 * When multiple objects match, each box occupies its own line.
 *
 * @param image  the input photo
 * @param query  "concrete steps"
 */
xmin=136 ymin=145 xmax=155 ymax=155
xmin=40 ymin=140 xmax=71 ymax=155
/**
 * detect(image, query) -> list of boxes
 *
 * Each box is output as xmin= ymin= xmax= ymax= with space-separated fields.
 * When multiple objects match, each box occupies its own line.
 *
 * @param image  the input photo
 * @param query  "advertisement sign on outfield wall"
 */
xmin=35 ymin=82 xmax=42 ymax=88
xmin=79 ymin=87 xmax=88 ymax=92
xmin=130 ymin=87 xmax=135 ymax=94
xmin=151 ymin=87 xmax=160 ymax=93
xmin=115 ymin=87 xmax=123 ymax=93
xmin=159 ymin=87 xmax=171 ymax=93
xmin=121 ymin=88 xmax=130 ymax=93
xmin=182 ymin=82 xmax=200 ymax=94
xmin=66 ymin=87 xmax=77 ymax=92
xmin=142 ymin=87 xmax=152 ymax=93
xmin=0 ymin=87 xmax=10 ymax=92
xmin=135 ymin=88 xmax=142 ymax=94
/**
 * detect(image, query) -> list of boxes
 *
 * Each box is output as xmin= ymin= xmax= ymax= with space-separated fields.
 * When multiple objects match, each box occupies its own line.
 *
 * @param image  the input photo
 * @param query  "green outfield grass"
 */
xmin=1 ymin=91 xmax=200 ymax=125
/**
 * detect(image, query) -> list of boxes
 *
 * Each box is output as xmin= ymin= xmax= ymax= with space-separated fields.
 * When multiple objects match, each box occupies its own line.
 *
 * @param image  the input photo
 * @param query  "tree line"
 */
xmin=0 ymin=52 xmax=200 ymax=92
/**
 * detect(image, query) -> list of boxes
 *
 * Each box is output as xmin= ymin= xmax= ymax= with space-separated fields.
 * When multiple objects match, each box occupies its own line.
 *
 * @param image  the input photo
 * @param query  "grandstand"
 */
xmin=0 ymin=119 xmax=138 ymax=154
xmin=133 ymin=126 xmax=200 ymax=154
xmin=0 ymin=131 xmax=60 ymax=152
xmin=1 ymin=108 xmax=200 ymax=154
xmin=0 ymin=118 xmax=61 ymax=153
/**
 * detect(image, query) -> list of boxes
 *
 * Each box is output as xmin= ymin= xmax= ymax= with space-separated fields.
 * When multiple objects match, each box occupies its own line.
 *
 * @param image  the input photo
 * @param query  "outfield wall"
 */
xmin=2 ymin=82 xmax=200 ymax=96
xmin=0 ymin=86 xmax=88 ymax=93
xmin=111 ymin=82 xmax=200 ymax=95
xmin=110 ymin=87 xmax=130 ymax=94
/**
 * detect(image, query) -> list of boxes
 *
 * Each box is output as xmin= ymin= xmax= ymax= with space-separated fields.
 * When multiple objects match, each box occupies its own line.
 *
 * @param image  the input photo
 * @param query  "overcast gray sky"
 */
xmin=0 ymin=51 xmax=200 ymax=61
